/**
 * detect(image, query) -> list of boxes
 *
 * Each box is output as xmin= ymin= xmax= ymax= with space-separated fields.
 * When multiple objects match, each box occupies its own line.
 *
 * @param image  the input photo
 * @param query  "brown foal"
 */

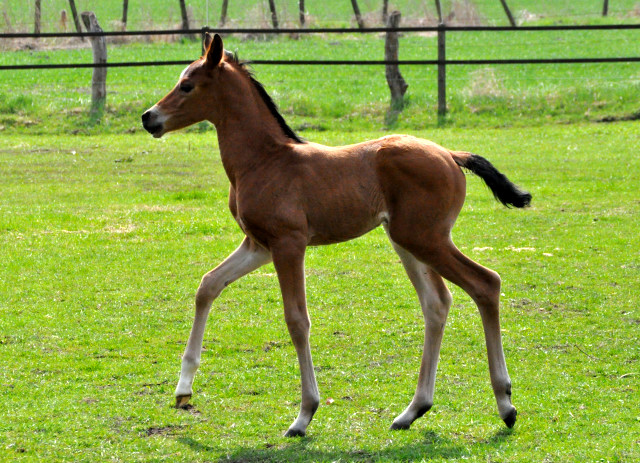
xmin=142 ymin=33 xmax=531 ymax=437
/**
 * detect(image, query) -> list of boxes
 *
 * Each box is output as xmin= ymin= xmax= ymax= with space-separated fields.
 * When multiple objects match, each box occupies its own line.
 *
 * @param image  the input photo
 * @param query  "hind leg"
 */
xmin=387 ymin=235 xmax=452 ymax=430
xmin=390 ymin=228 xmax=516 ymax=428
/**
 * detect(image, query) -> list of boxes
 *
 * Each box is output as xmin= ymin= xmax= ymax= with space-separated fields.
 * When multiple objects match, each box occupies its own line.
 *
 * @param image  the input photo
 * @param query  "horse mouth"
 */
xmin=149 ymin=126 xmax=164 ymax=138
xmin=142 ymin=121 xmax=164 ymax=138
xmin=141 ymin=109 xmax=166 ymax=138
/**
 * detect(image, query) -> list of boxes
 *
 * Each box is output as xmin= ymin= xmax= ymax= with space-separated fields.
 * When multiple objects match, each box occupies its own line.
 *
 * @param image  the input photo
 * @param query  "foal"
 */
xmin=142 ymin=33 xmax=530 ymax=437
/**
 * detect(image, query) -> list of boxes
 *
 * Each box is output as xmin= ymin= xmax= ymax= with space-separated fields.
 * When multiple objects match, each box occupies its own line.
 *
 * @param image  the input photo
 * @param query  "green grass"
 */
xmin=2 ymin=1 xmax=640 ymax=135
xmin=2 ymin=27 xmax=640 ymax=135
xmin=3 ymin=0 xmax=640 ymax=30
xmin=1 ymin=123 xmax=639 ymax=462
xmin=1 ymin=2 xmax=639 ymax=460
xmin=0 ymin=0 xmax=639 ymax=31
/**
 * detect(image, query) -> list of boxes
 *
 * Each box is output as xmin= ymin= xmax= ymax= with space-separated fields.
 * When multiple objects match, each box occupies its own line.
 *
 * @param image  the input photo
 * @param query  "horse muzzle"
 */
xmin=141 ymin=107 xmax=166 ymax=138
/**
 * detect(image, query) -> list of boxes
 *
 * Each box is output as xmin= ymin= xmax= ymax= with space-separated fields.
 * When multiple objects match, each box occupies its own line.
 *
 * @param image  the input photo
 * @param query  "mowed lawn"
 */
xmin=0 ymin=123 xmax=638 ymax=462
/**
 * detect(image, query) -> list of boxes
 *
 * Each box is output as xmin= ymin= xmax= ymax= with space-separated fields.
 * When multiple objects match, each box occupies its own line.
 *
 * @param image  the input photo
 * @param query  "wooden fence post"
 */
xmin=437 ymin=23 xmax=446 ymax=119
xmin=499 ymin=0 xmax=517 ymax=27
xmin=351 ymin=0 xmax=365 ymax=29
xmin=385 ymin=11 xmax=408 ymax=111
xmin=268 ymin=0 xmax=279 ymax=29
xmin=68 ymin=0 xmax=84 ymax=40
xmin=122 ymin=0 xmax=129 ymax=29
xmin=219 ymin=0 xmax=229 ymax=27
xmin=299 ymin=0 xmax=306 ymax=27
xmin=34 ymin=0 xmax=41 ymax=34
xmin=81 ymin=11 xmax=107 ymax=116
xmin=602 ymin=0 xmax=609 ymax=16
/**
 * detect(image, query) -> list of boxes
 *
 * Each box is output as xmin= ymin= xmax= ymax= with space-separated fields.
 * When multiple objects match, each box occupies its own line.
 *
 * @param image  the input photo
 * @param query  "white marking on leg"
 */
xmin=175 ymin=237 xmax=271 ymax=400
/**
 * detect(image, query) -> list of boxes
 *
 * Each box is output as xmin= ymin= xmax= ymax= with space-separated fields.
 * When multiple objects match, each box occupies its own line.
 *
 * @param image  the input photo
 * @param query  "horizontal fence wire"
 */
xmin=4 ymin=57 xmax=640 ymax=71
xmin=3 ymin=24 xmax=640 ymax=38
xmin=1 ymin=25 xmax=640 ymax=71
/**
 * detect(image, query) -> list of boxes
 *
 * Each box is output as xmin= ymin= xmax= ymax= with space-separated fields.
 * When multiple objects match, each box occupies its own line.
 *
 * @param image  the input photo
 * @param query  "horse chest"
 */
xmin=230 ymin=187 xmax=303 ymax=247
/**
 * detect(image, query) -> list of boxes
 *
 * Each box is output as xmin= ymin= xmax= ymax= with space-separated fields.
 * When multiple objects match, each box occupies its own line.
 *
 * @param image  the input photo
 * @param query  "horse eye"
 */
xmin=180 ymin=82 xmax=194 ymax=93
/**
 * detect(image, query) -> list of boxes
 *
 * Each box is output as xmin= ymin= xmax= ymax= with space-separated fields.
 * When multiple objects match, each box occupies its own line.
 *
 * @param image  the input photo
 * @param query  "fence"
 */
xmin=2 ymin=23 xmax=640 ymax=115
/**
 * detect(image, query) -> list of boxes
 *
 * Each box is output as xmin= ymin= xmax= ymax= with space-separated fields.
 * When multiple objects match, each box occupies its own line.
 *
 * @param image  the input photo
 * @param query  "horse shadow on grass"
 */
xmin=178 ymin=427 xmax=514 ymax=462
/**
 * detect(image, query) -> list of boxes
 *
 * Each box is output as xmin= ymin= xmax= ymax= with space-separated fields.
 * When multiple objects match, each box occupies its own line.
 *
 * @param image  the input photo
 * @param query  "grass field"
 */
xmin=1 ymin=1 xmax=640 ymax=461
xmin=2 ymin=1 xmax=640 ymax=135
xmin=3 ymin=0 xmax=640 ymax=31
xmin=1 ymin=122 xmax=639 ymax=462
xmin=2 ymin=28 xmax=640 ymax=135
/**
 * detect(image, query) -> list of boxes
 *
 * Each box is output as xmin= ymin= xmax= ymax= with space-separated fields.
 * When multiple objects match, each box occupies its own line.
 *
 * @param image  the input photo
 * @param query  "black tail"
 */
xmin=452 ymin=152 xmax=532 ymax=208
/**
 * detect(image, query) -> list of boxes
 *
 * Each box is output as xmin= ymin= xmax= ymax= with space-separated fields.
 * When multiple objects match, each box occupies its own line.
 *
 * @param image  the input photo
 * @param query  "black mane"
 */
xmin=229 ymin=53 xmax=305 ymax=144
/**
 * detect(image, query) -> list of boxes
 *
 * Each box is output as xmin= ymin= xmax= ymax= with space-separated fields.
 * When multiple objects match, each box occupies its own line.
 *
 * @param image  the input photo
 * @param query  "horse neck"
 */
xmin=212 ymin=75 xmax=290 ymax=185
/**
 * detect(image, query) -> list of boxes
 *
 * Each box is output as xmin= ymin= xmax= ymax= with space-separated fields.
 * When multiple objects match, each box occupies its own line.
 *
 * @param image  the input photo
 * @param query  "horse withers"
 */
xmin=142 ymin=33 xmax=530 ymax=437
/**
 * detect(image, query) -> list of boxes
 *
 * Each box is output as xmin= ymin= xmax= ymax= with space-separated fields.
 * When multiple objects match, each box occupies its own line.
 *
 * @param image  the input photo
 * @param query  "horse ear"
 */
xmin=204 ymin=33 xmax=224 ymax=68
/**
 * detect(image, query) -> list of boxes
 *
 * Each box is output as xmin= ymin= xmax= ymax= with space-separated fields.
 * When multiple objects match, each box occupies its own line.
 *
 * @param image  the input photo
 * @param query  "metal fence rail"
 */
xmin=3 ymin=56 xmax=640 ymax=72
xmin=3 ymin=23 xmax=640 ymax=39
xmin=2 ymin=23 xmax=639 ymax=115
xmin=2 ymin=24 xmax=640 ymax=70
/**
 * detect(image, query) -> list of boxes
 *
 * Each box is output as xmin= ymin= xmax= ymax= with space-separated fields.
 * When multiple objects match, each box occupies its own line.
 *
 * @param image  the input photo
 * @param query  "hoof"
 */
xmin=390 ymin=420 xmax=411 ymax=431
xmin=175 ymin=394 xmax=192 ymax=409
xmin=502 ymin=407 xmax=517 ymax=428
xmin=284 ymin=427 xmax=306 ymax=438
xmin=390 ymin=404 xmax=430 ymax=431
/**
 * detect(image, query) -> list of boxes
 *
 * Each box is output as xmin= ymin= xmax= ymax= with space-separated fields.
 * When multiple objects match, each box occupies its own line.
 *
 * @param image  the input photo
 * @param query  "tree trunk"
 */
xmin=499 ymin=0 xmax=517 ymax=27
xmin=299 ymin=0 xmax=306 ymax=27
xmin=219 ymin=0 xmax=229 ymax=27
xmin=351 ymin=0 xmax=365 ymax=29
xmin=268 ymin=0 xmax=279 ymax=29
xmin=68 ymin=0 xmax=84 ymax=40
xmin=179 ymin=0 xmax=196 ymax=40
xmin=434 ymin=0 xmax=443 ymax=23
xmin=122 ymin=0 xmax=129 ymax=30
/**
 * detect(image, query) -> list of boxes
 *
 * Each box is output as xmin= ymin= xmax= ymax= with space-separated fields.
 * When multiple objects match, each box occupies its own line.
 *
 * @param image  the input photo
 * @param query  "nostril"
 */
xmin=141 ymin=111 xmax=150 ymax=123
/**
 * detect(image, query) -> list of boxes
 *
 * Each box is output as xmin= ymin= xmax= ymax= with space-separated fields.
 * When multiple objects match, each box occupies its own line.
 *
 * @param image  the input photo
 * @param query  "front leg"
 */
xmin=175 ymin=237 xmax=271 ymax=407
xmin=270 ymin=237 xmax=320 ymax=437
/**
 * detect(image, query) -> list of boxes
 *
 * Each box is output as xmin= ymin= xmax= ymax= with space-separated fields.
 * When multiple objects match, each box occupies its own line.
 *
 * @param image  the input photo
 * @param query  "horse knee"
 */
xmin=182 ymin=352 xmax=200 ymax=369
xmin=424 ymin=293 xmax=450 ymax=328
xmin=285 ymin=311 xmax=310 ymax=346
xmin=195 ymin=271 xmax=227 ymax=307
xmin=422 ymin=273 xmax=452 ymax=327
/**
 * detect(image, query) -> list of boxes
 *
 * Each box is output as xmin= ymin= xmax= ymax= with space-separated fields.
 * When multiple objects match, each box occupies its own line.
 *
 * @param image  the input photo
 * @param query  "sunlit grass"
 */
xmin=0 ymin=123 xmax=638 ymax=461
xmin=1 ymin=27 xmax=640 ymax=135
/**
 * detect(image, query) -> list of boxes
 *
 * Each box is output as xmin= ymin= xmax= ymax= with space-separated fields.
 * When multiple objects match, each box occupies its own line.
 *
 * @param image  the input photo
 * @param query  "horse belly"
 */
xmin=306 ymin=193 xmax=385 ymax=245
